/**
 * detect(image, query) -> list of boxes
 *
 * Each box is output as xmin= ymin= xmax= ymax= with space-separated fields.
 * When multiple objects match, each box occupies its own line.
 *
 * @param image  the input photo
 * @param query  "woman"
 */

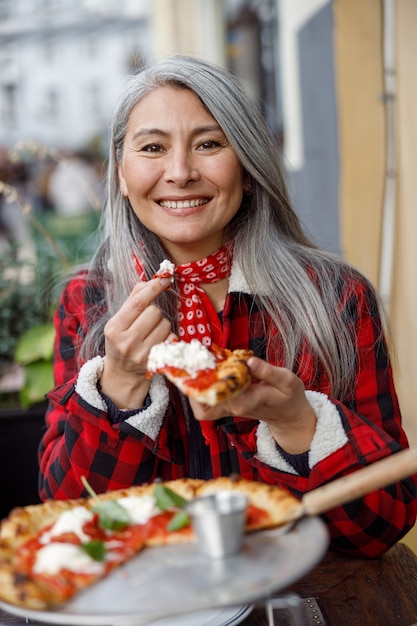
xmin=39 ymin=55 xmax=417 ymax=558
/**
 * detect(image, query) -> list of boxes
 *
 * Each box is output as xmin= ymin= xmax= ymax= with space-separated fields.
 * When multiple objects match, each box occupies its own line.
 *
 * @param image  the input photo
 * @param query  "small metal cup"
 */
xmin=186 ymin=490 xmax=248 ymax=559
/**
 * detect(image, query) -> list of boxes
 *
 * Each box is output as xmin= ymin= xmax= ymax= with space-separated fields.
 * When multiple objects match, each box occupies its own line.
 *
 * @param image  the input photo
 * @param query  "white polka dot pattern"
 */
xmin=134 ymin=244 xmax=233 ymax=347
xmin=175 ymin=244 xmax=232 ymax=346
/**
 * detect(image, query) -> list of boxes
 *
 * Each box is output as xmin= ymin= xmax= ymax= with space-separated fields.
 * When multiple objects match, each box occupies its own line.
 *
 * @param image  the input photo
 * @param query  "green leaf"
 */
xmin=81 ymin=540 xmax=107 ymax=561
xmin=18 ymin=359 xmax=53 ymax=408
xmin=81 ymin=476 xmax=131 ymax=532
xmin=154 ymin=484 xmax=187 ymax=511
xmin=93 ymin=500 xmax=131 ymax=531
xmin=167 ymin=510 xmax=190 ymax=532
xmin=14 ymin=323 xmax=55 ymax=365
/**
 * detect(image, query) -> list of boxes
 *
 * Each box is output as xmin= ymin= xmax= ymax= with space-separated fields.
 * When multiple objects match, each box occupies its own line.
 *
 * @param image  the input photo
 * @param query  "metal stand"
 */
xmin=266 ymin=594 xmax=327 ymax=625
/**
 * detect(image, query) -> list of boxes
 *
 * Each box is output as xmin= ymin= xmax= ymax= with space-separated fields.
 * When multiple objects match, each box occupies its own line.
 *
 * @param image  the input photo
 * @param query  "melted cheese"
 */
xmin=117 ymin=495 xmax=159 ymax=524
xmin=148 ymin=339 xmax=216 ymax=376
xmin=40 ymin=506 xmax=94 ymax=544
xmin=33 ymin=543 xmax=104 ymax=575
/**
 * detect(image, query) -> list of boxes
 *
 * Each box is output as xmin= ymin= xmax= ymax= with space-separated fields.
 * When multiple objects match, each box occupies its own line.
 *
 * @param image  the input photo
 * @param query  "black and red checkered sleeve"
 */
xmin=38 ymin=274 xmax=188 ymax=500
xmin=245 ymin=276 xmax=417 ymax=557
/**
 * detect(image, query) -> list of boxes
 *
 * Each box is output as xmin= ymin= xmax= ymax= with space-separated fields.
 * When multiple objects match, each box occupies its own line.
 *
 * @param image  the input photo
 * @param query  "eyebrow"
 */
xmin=131 ymin=124 xmax=222 ymax=142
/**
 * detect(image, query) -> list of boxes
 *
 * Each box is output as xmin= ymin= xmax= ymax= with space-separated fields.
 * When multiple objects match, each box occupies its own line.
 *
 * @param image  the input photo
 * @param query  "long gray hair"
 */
xmin=82 ymin=55 xmax=378 ymax=399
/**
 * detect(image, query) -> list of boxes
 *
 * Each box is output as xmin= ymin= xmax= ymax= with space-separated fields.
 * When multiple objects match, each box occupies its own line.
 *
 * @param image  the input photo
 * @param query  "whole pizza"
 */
xmin=0 ymin=477 xmax=301 ymax=610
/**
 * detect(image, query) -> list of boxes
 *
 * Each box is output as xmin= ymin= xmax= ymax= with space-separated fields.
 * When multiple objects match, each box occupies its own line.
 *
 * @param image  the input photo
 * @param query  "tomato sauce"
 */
xmin=183 ymin=369 xmax=217 ymax=391
xmin=246 ymin=504 xmax=270 ymax=527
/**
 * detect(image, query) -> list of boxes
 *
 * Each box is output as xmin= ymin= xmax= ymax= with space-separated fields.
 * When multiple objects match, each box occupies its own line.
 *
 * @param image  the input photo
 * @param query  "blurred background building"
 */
xmin=1 ymin=0 xmax=417 ymax=546
xmin=0 ymin=0 xmax=340 ymax=252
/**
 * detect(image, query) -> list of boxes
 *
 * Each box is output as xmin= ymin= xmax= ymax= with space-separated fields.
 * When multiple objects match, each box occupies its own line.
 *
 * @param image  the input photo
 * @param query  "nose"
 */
xmin=163 ymin=148 xmax=200 ymax=186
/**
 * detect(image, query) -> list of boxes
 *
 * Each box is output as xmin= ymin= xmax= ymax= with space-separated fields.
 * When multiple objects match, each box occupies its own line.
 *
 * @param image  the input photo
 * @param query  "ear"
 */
xmin=118 ymin=164 xmax=129 ymax=197
xmin=243 ymin=172 xmax=252 ymax=194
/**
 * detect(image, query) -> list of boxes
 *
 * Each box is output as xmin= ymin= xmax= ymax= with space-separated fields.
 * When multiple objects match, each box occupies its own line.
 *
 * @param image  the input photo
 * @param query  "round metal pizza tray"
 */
xmin=0 ymin=516 xmax=329 ymax=626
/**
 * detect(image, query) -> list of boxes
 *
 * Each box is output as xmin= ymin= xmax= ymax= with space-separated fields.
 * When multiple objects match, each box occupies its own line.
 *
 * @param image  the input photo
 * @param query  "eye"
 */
xmin=197 ymin=139 xmax=224 ymax=152
xmin=141 ymin=143 xmax=164 ymax=153
xmin=197 ymin=139 xmax=223 ymax=151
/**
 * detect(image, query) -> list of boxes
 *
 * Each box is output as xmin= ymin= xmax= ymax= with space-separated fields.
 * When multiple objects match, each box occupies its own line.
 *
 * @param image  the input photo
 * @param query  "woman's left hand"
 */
xmin=189 ymin=356 xmax=317 ymax=454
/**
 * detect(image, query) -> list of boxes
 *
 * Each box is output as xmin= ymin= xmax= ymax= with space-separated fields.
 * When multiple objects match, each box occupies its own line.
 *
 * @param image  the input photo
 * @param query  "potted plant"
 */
xmin=0 ymin=143 xmax=102 ymax=515
xmin=0 ymin=141 xmax=102 ymax=410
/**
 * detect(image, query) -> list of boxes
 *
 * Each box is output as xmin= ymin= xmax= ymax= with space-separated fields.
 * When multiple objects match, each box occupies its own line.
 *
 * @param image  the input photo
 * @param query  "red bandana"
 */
xmin=134 ymin=243 xmax=233 ymax=348
xmin=175 ymin=243 xmax=233 ymax=347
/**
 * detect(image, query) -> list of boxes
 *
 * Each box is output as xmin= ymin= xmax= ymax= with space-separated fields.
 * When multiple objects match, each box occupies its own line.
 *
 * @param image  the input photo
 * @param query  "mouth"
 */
xmin=158 ymin=198 xmax=210 ymax=209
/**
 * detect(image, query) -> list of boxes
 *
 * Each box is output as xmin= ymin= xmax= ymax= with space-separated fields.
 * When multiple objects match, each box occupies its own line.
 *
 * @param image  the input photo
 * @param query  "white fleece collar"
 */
xmin=228 ymin=258 xmax=270 ymax=295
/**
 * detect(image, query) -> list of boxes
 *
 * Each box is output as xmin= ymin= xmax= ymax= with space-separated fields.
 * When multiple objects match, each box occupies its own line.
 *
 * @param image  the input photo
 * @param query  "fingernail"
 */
xmin=160 ymin=277 xmax=172 ymax=289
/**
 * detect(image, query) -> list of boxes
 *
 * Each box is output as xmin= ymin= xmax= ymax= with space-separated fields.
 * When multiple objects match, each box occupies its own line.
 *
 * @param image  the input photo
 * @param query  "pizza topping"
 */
xmin=153 ymin=259 xmax=175 ymax=283
xmin=33 ymin=543 xmax=105 ymax=576
xmin=81 ymin=540 xmax=107 ymax=562
xmin=81 ymin=476 xmax=132 ymax=531
xmin=167 ymin=509 xmax=190 ymax=532
xmin=148 ymin=339 xmax=216 ymax=377
xmin=117 ymin=495 xmax=160 ymax=525
xmin=154 ymin=484 xmax=191 ymax=531
xmin=93 ymin=500 xmax=131 ymax=531
xmin=40 ymin=507 xmax=94 ymax=544
xmin=154 ymin=484 xmax=187 ymax=510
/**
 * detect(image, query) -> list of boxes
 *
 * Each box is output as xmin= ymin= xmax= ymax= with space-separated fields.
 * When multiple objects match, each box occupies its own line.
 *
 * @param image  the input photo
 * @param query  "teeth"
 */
xmin=159 ymin=199 xmax=209 ymax=209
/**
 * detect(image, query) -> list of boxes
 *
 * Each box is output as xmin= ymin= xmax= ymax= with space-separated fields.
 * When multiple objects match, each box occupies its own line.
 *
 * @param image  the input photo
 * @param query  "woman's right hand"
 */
xmin=99 ymin=276 xmax=176 ymax=409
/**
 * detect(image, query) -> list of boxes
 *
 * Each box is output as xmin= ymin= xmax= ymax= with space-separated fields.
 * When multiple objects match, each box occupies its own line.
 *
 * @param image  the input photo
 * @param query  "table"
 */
xmin=0 ymin=543 xmax=416 ymax=626
xmin=240 ymin=542 xmax=417 ymax=625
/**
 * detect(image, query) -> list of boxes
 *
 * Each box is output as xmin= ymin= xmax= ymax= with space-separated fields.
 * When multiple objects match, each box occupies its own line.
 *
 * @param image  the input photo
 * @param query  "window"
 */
xmin=2 ymin=83 xmax=17 ymax=126
xmin=43 ymin=87 xmax=59 ymax=120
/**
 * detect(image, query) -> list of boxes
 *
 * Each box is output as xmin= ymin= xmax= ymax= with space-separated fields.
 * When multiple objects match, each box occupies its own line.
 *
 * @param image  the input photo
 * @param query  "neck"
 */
xmin=162 ymin=239 xmax=226 ymax=266
xmin=201 ymin=278 xmax=229 ymax=313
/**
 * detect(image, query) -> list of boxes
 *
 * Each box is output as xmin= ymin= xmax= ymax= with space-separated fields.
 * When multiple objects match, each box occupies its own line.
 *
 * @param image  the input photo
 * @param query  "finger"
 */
xmin=113 ymin=277 xmax=172 ymax=331
xmin=139 ymin=315 xmax=175 ymax=348
xmin=247 ymin=356 xmax=291 ymax=388
xmin=128 ymin=277 xmax=172 ymax=310
xmin=105 ymin=307 xmax=171 ymax=361
xmin=189 ymin=398 xmax=227 ymax=422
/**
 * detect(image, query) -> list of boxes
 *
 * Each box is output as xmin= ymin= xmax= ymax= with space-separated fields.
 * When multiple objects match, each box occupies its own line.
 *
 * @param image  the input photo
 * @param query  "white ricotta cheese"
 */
xmin=117 ymin=495 xmax=159 ymax=525
xmin=147 ymin=339 xmax=216 ymax=377
xmin=156 ymin=259 xmax=175 ymax=281
xmin=40 ymin=506 xmax=94 ymax=545
xmin=33 ymin=543 xmax=104 ymax=575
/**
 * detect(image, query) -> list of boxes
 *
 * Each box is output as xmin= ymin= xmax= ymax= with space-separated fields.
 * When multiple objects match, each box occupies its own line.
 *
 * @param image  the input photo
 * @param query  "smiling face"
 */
xmin=117 ymin=86 xmax=247 ymax=264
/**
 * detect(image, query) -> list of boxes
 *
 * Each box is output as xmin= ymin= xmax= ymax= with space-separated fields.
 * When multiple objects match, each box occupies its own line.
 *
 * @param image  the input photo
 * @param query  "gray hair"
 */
xmin=82 ymin=55 xmax=379 ymax=399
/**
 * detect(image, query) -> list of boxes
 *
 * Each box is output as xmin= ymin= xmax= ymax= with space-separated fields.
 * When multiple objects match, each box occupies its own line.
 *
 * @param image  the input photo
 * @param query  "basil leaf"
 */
xmin=154 ymin=484 xmax=187 ymax=511
xmin=81 ymin=540 xmax=106 ymax=561
xmin=167 ymin=510 xmax=191 ymax=532
xmin=93 ymin=500 xmax=131 ymax=531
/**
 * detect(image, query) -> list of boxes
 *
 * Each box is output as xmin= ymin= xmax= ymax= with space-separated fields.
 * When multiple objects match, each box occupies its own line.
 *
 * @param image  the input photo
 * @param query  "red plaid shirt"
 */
xmin=39 ymin=270 xmax=417 ymax=557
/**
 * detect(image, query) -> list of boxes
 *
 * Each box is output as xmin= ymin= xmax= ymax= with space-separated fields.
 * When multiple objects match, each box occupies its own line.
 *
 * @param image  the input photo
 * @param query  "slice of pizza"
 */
xmin=147 ymin=339 xmax=253 ymax=406
xmin=0 ymin=477 xmax=301 ymax=611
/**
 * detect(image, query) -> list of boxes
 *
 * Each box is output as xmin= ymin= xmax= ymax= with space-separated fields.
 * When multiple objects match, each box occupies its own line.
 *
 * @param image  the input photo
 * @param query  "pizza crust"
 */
xmin=195 ymin=477 xmax=302 ymax=530
xmin=186 ymin=351 xmax=253 ymax=406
